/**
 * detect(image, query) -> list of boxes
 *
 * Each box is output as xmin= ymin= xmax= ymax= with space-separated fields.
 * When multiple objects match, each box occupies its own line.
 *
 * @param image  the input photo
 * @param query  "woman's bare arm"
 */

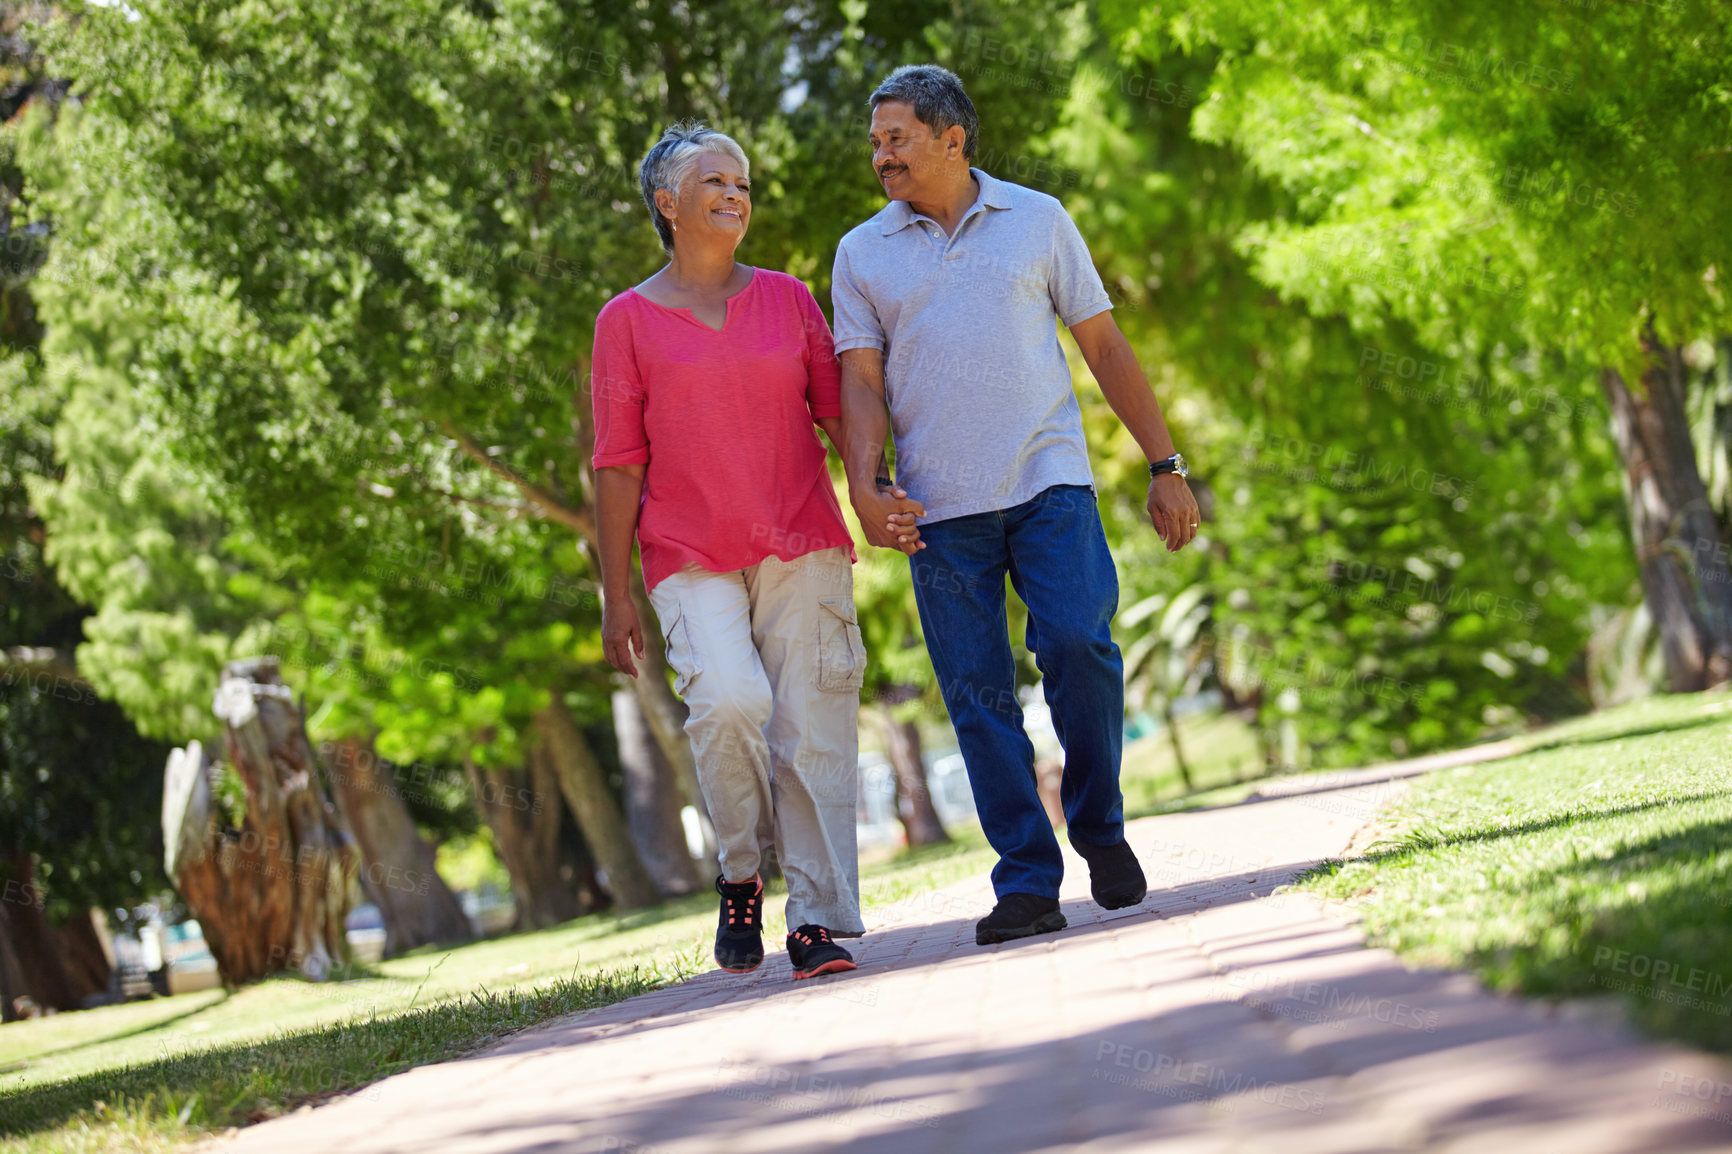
xmin=596 ymin=463 xmax=648 ymax=676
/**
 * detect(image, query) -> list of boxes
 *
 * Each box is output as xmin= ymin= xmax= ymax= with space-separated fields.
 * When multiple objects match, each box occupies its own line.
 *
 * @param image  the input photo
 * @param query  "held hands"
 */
xmin=1148 ymin=474 xmax=1202 ymax=553
xmin=853 ymin=482 xmax=925 ymax=555
xmin=602 ymin=595 xmax=646 ymax=678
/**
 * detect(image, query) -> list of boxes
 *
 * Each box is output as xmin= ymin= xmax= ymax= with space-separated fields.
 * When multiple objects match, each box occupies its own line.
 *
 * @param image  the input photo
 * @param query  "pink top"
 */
xmin=590 ymin=268 xmax=856 ymax=592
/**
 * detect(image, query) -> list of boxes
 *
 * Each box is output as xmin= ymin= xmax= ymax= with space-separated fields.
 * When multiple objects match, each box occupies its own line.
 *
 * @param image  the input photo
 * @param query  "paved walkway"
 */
xmin=224 ymin=754 xmax=1732 ymax=1153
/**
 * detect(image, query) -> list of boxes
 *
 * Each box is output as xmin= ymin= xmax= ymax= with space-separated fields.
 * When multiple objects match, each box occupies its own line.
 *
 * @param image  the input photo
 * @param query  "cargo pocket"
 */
xmin=816 ymin=598 xmax=868 ymax=693
xmin=658 ymin=605 xmax=702 ymax=698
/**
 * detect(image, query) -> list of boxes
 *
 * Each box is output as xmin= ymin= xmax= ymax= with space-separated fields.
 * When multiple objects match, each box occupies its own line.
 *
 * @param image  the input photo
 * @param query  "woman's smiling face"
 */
xmin=667 ymin=150 xmax=752 ymax=246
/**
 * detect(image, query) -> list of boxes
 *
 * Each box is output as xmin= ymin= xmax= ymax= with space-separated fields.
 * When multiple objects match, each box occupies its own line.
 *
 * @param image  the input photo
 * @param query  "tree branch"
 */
xmin=440 ymin=421 xmax=597 ymax=545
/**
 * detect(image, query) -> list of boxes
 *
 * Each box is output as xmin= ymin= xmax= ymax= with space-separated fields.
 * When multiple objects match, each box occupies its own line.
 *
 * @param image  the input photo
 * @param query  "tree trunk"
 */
xmin=464 ymin=750 xmax=599 ymax=930
xmin=0 ymin=854 xmax=78 ymax=1012
xmin=876 ymin=700 xmax=949 ymax=847
xmin=168 ymin=658 xmax=358 ymax=984
xmin=323 ymin=735 xmax=473 ymax=955
xmin=535 ymin=695 xmax=660 ymax=910
xmin=0 ymin=901 xmax=25 ymax=1021
xmin=55 ymin=908 xmax=112 ymax=1002
xmin=1601 ymin=331 xmax=1732 ymax=691
xmin=630 ymin=573 xmax=720 ymax=866
xmin=612 ymin=689 xmax=704 ymax=896
xmin=1164 ymin=701 xmax=1196 ymax=792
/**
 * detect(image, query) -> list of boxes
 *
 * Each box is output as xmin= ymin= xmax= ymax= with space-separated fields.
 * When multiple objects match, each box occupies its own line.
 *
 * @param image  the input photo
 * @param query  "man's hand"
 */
xmin=852 ymin=483 xmax=926 ymax=554
xmin=1148 ymin=474 xmax=1202 ymax=553
xmin=602 ymin=595 xmax=646 ymax=677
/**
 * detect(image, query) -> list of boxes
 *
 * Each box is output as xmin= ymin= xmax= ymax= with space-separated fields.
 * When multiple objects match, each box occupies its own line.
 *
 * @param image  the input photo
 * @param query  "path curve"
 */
xmin=220 ymin=755 xmax=1732 ymax=1153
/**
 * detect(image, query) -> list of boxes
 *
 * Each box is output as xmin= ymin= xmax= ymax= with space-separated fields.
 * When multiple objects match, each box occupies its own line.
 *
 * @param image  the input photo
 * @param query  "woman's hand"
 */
xmin=602 ymin=594 xmax=646 ymax=677
xmin=851 ymin=483 xmax=925 ymax=554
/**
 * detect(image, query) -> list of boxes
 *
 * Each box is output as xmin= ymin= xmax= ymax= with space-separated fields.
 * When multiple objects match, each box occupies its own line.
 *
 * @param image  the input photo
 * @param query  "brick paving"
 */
xmin=222 ymin=754 xmax=1732 ymax=1153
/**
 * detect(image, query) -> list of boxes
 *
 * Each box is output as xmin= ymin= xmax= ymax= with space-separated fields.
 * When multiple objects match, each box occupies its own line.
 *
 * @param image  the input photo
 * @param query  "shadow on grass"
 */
xmin=1514 ymin=710 xmax=1731 ymax=758
xmin=0 ymin=964 xmax=677 ymax=1144
xmin=1138 ymin=705 xmax=1729 ymax=822
xmin=1295 ymin=787 xmax=1732 ymax=886
xmin=0 ymin=989 xmax=230 ymax=1076
xmin=1470 ymin=815 xmax=1732 ymax=1053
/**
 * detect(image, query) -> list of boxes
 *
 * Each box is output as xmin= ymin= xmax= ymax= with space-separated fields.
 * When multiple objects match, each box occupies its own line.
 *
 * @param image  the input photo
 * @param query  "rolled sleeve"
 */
xmin=590 ymin=307 xmax=650 ymax=469
xmin=799 ymin=287 xmax=843 ymax=419
xmin=830 ymin=242 xmax=886 ymax=354
xmin=1049 ymin=207 xmax=1113 ymax=328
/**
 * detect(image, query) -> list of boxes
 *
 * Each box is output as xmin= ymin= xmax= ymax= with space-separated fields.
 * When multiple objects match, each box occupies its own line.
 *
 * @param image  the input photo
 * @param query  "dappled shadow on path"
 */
xmin=189 ymin=768 xmax=1732 ymax=1154
xmin=365 ymin=892 xmax=1731 ymax=1154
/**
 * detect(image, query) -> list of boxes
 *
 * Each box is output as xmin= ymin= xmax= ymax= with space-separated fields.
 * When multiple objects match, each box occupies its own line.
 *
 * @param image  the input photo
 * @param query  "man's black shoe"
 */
xmin=1070 ymin=835 xmax=1148 ymax=910
xmin=786 ymin=925 xmax=858 ymax=979
xmin=714 ymin=874 xmax=765 ymax=973
xmin=975 ymin=893 xmax=1067 ymax=945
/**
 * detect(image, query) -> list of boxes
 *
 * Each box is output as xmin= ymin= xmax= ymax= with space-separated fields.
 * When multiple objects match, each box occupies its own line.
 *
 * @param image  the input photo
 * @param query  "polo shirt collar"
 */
xmin=880 ymin=167 xmax=1011 ymax=235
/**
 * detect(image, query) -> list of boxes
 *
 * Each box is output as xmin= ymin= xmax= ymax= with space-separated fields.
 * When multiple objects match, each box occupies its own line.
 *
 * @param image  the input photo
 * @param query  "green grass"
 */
xmin=0 ymin=824 xmax=996 ymax=1153
xmin=1119 ymin=711 xmax=1265 ymax=817
xmin=1298 ymin=691 xmax=1732 ymax=1052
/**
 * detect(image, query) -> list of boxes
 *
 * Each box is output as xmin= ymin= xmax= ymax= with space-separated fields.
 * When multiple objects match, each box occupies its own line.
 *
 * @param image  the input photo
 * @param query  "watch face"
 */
xmin=1173 ymin=453 xmax=1189 ymax=478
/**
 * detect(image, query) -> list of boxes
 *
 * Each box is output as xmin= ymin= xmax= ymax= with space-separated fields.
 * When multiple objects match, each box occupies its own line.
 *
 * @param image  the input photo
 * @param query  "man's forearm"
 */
xmin=838 ymin=366 xmax=891 ymax=491
xmin=1092 ymin=338 xmax=1178 ymax=464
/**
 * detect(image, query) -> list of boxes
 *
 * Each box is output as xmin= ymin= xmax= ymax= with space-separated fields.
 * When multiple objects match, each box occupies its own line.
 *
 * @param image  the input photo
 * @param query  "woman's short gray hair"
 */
xmin=638 ymin=122 xmax=751 ymax=253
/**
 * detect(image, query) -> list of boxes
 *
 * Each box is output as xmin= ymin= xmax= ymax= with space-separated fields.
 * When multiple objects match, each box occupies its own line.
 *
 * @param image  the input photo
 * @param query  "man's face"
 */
xmin=869 ymin=101 xmax=964 ymax=202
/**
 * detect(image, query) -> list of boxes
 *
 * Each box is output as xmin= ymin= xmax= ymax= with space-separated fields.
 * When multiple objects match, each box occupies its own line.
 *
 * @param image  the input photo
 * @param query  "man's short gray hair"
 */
xmin=638 ymin=122 xmax=750 ymax=253
xmin=869 ymin=64 xmax=979 ymax=162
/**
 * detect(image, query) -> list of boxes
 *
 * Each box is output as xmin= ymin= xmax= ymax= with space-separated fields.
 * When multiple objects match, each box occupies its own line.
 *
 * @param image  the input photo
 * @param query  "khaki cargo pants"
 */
xmin=649 ymin=546 xmax=865 ymax=936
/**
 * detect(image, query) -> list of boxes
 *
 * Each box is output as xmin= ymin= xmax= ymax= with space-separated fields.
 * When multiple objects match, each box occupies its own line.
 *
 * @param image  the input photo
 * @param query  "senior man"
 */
xmin=834 ymin=64 xmax=1202 ymax=945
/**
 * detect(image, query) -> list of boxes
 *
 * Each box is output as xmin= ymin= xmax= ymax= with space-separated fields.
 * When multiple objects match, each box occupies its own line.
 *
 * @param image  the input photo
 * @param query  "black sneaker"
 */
xmin=1070 ymin=835 xmax=1148 ymax=910
xmin=786 ymin=925 xmax=857 ymax=980
xmin=975 ymin=893 xmax=1067 ymax=945
xmin=714 ymin=875 xmax=765 ymax=973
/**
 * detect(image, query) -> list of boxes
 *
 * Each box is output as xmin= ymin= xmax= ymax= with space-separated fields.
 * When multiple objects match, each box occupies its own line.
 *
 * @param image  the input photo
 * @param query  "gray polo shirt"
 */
xmin=831 ymin=167 xmax=1112 ymax=525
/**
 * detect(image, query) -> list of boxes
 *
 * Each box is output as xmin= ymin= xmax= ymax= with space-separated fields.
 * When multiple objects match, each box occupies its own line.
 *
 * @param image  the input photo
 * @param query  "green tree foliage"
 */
xmin=1049 ymin=8 xmax=1641 ymax=763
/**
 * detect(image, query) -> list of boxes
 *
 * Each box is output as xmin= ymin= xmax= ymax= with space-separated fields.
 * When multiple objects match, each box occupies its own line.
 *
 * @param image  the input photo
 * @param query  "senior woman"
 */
xmin=592 ymin=123 xmax=907 ymax=979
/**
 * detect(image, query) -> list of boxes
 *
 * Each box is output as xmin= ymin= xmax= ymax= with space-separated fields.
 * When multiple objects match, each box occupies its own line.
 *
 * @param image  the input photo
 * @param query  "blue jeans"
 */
xmin=909 ymin=484 xmax=1126 ymax=899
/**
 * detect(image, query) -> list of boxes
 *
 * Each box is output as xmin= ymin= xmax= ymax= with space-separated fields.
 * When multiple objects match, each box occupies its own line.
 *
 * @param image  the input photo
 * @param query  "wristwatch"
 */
xmin=1148 ymin=453 xmax=1189 ymax=479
